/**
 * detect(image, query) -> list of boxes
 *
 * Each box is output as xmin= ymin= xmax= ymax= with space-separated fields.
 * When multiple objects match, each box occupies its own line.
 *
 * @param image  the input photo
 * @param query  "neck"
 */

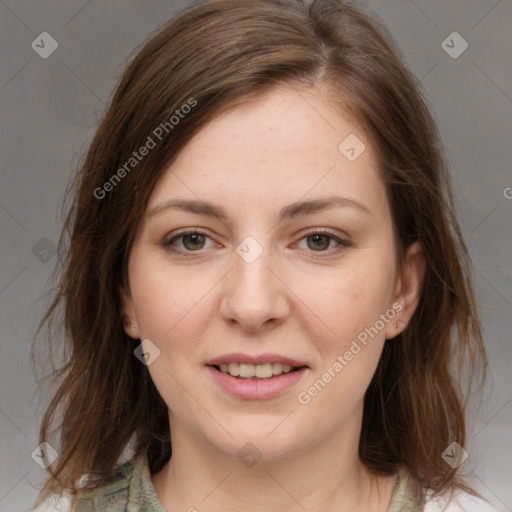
xmin=151 ymin=408 xmax=397 ymax=512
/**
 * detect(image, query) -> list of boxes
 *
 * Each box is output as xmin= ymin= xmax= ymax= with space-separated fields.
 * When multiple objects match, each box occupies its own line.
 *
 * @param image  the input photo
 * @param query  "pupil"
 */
xmin=185 ymin=233 xmax=204 ymax=250
xmin=308 ymin=234 xmax=328 ymax=250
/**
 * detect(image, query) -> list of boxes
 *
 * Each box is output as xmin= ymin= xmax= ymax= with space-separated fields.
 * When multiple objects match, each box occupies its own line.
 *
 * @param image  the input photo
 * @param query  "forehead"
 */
xmin=147 ymin=85 xmax=386 ymax=215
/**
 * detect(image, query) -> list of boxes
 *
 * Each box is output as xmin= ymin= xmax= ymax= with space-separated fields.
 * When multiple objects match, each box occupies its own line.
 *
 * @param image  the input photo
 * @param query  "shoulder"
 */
xmin=68 ymin=450 xmax=167 ymax=512
xmin=423 ymin=488 xmax=501 ymax=512
xmin=69 ymin=457 xmax=137 ymax=512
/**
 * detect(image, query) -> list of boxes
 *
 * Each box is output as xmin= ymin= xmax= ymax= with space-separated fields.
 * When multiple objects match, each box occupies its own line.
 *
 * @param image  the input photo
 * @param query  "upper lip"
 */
xmin=206 ymin=353 xmax=308 ymax=367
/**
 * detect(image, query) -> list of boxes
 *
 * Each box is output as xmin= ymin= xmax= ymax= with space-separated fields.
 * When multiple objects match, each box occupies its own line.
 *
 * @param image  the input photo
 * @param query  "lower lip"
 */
xmin=206 ymin=365 xmax=308 ymax=400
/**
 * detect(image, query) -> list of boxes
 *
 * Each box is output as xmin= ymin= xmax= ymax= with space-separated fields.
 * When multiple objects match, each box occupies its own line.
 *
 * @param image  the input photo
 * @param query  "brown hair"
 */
xmin=31 ymin=0 xmax=490 ymax=508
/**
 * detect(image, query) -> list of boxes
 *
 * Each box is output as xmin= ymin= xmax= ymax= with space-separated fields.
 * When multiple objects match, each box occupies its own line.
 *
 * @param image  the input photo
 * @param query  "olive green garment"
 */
xmin=70 ymin=451 xmax=422 ymax=512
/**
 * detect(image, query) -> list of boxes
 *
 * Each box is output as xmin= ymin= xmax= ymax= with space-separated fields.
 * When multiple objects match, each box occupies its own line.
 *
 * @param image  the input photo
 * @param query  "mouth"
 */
xmin=205 ymin=353 xmax=309 ymax=399
xmin=210 ymin=362 xmax=304 ymax=380
xmin=205 ymin=353 xmax=309 ymax=380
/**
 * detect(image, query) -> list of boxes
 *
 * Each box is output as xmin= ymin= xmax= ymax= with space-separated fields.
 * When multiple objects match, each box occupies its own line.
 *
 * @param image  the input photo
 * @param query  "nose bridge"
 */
xmin=219 ymin=234 xmax=288 ymax=329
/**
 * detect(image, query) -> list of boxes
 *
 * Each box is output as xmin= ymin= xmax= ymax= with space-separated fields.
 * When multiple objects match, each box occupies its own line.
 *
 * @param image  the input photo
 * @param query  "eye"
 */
xmin=295 ymin=230 xmax=351 ymax=257
xmin=162 ymin=229 xmax=351 ymax=258
xmin=162 ymin=230 xmax=215 ymax=255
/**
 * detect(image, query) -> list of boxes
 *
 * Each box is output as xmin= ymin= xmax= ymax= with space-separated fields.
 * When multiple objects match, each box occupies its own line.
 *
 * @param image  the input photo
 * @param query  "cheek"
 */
xmin=322 ymin=266 xmax=394 ymax=336
xmin=299 ymin=269 xmax=393 ymax=420
xmin=128 ymin=252 xmax=198 ymax=340
xmin=304 ymin=254 xmax=396 ymax=381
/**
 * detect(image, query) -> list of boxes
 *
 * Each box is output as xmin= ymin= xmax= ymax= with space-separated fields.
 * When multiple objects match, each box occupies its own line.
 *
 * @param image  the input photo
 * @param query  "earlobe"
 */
xmin=119 ymin=285 xmax=140 ymax=339
xmin=385 ymin=241 xmax=426 ymax=339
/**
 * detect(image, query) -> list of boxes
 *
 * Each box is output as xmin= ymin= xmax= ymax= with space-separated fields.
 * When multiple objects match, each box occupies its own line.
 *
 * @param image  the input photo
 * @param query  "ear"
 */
xmin=119 ymin=284 xmax=140 ymax=340
xmin=385 ymin=241 xmax=426 ymax=339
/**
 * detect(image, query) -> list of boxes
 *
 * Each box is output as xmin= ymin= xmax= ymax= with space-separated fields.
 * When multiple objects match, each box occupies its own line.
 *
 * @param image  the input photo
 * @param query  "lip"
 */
xmin=205 ymin=353 xmax=310 ymax=400
xmin=206 ymin=365 xmax=308 ymax=400
xmin=206 ymin=353 xmax=308 ymax=367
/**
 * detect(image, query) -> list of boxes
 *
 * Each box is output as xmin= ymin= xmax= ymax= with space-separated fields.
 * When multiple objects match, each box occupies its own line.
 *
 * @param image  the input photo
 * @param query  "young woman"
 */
xmin=31 ymin=1 xmax=497 ymax=511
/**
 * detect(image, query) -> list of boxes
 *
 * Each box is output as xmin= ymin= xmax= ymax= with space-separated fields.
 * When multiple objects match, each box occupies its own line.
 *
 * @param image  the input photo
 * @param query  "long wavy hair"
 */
xmin=31 ymin=0 xmax=489 ymax=509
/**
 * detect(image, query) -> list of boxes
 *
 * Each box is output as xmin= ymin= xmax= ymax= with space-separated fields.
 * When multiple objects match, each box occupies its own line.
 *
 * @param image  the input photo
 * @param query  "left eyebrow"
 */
xmin=148 ymin=195 xmax=371 ymax=221
xmin=279 ymin=196 xmax=371 ymax=218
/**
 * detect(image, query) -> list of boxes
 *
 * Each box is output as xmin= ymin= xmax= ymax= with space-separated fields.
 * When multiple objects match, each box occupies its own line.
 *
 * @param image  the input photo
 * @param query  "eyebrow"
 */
xmin=149 ymin=195 xmax=370 ymax=222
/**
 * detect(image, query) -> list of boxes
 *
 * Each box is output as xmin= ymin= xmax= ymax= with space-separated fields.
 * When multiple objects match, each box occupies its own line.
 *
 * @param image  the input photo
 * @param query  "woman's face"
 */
xmin=121 ymin=85 xmax=423 ymax=461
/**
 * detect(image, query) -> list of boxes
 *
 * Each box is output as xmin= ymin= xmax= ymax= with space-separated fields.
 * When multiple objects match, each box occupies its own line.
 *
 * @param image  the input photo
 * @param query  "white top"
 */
xmin=423 ymin=489 xmax=502 ymax=512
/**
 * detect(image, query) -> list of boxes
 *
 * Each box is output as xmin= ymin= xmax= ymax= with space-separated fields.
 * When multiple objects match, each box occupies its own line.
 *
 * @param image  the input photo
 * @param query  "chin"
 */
xmin=205 ymin=421 xmax=307 ymax=464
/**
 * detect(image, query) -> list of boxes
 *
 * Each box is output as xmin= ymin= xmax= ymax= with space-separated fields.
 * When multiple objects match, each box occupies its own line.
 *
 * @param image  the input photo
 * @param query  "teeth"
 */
xmin=255 ymin=363 xmax=273 ymax=378
xmin=272 ymin=363 xmax=283 ymax=374
xmin=239 ymin=363 xmax=255 ymax=378
xmin=218 ymin=362 xmax=297 ymax=379
xmin=228 ymin=362 xmax=239 ymax=376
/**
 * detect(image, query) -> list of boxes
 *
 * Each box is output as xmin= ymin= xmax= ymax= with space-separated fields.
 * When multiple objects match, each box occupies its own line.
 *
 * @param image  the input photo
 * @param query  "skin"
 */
xmin=121 ymin=84 xmax=426 ymax=512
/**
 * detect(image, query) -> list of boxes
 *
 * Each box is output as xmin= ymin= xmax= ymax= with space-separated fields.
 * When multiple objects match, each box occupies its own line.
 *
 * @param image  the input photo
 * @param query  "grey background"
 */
xmin=1 ymin=0 xmax=511 ymax=511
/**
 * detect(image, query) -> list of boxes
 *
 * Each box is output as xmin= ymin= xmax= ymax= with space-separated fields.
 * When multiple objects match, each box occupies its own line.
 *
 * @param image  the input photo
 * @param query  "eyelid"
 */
xmin=299 ymin=227 xmax=350 ymax=241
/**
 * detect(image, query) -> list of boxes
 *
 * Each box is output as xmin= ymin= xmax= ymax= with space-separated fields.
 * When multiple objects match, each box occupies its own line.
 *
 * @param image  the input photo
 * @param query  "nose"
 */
xmin=219 ymin=242 xmax=290 ymax=332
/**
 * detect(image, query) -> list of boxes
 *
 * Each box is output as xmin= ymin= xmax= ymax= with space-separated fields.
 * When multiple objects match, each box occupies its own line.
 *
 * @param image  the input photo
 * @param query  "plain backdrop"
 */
xmin=0 ymin=1 xmax=511 ymax=511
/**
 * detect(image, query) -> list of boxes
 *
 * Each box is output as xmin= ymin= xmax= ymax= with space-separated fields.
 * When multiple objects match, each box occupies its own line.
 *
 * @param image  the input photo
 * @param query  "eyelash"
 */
xmin=162 ymin=229 xmax=352 ymax=258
